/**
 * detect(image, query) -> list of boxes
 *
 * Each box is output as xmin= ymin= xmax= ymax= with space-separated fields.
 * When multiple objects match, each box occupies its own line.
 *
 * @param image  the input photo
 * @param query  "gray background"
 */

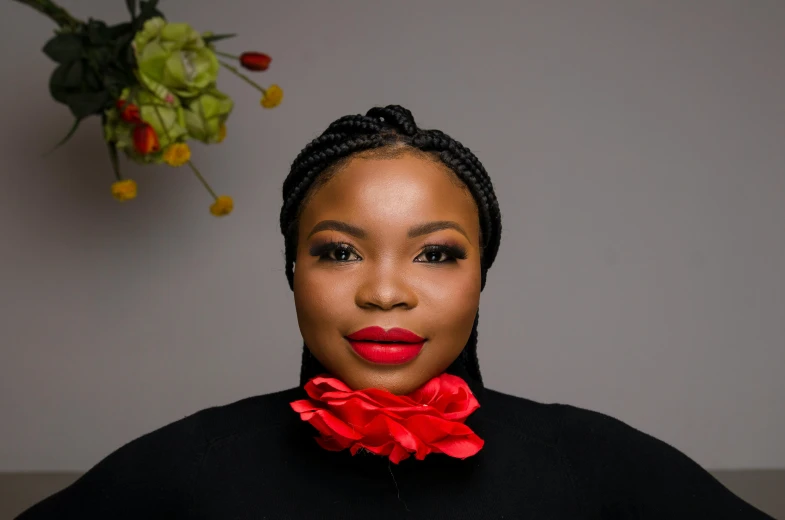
xmin=0 ymin=0 xmax=783 ymax=475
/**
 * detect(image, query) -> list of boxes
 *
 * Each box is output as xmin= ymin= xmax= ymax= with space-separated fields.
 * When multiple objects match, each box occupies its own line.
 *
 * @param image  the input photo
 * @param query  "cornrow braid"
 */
xmin=280 ymin=105 xmax=502 ymax=387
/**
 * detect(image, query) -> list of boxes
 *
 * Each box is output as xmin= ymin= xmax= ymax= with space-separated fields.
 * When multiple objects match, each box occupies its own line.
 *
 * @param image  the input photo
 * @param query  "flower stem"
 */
xmin=11 ymin=0 xmax=82 ymax=29
xmin=218 ymin=60 xmax=267 ymax=95
xmin=107 ymin=141 xmax=122 ymax=181
xmin=214 ymin=50 xmax=240 ymax=60
xmin=187 ymin=161 xmax=218 ymax=200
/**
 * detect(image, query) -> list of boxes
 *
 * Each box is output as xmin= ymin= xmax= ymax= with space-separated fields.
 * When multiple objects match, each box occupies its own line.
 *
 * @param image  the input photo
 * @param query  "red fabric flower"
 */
xmin=290 ymin=373 xmax=484 ymax=464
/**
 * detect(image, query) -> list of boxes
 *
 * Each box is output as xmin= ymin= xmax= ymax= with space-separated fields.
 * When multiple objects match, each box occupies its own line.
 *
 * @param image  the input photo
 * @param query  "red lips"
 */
xmin=345 ymin=326 xmax=425 ymax=365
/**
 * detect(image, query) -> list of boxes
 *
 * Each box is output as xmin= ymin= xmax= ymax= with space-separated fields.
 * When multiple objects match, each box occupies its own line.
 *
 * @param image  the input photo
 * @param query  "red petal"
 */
xmin=328 ymin=397 xmax=386 ymax=427
xmin=289 ymin=399 xmax=319 ymax=413
xmin=315 ymin=436 xmax=348 ymax=451
xmin=429 ymin=434 xmax=484 ymax=459
xmin=383 ymin=416 xmax=422 ymax=453
xmin=304 ymin=376 xmax=352 ymax=400
xmin=442 ymin=393 xmax=480 ymax=421
xmin=298 ymin=409 xmax=363 ymax=444
xmin=389 ymin=444 xmax=413 ymax=464
xmin=408 ymin=375 xmax=442 ymax=405
xmin=358 ymin=387 xmax=416 ymax=408
xmin=404 ymin=415 xmax=475 ymax=443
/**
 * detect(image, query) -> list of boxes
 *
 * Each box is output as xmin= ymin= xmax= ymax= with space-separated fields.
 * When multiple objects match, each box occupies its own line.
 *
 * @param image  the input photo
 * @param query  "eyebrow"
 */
xmin=307 ymin=220 xmax=470 ymax=241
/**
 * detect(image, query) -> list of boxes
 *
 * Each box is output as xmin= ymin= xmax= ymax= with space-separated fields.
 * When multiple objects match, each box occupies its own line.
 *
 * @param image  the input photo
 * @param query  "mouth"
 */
xmin=345 ymin=326 xmax=426 ymax=365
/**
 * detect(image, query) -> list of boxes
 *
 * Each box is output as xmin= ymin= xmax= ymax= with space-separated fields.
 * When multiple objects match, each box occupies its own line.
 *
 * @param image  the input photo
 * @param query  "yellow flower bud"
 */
xmin=163 ymin=143 xmax=192 ymax=167
xmin=217 ymin=124 xmax=227 ymax=143
xmin=111 ymin=179 xmax=137 ymax=201
xmin=210 ymin=195 xmax=234 ymax=217
xmin=260 ymin=84 xmax=283 ymax=109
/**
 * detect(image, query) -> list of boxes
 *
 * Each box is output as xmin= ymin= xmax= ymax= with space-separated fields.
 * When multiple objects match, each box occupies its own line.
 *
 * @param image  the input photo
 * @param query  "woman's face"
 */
xmin=293 ymin=150 xmax=482 ymax=395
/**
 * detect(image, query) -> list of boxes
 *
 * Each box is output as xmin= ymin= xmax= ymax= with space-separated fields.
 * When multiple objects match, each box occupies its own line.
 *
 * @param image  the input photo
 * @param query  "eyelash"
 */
xmin=310 ymin=241 xmax=467 ymax=264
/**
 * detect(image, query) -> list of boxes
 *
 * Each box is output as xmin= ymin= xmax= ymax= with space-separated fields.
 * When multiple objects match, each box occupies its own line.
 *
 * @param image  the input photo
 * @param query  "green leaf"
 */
xmin=103 ymin=69 xmax=135 ymax=98
xmin=125 ymin=0 xmax=137 ymax=20
xmin=42 ymin=33 xmax=83 ymax=64
xmin=49 ymin=61 xmax=84 ymax=103
xmin=85 ymin=20 xmax=111 ymax=46
xmin=112 ymin=32 xmax=134 ymax=61
xmin=83 ymin=67 xmax=103 ymax=91
xmin=203 ymin=33 xmax=237 ymax=44
xmin=135 ymin=0 xmax=164 ymax=28
xmin=107 ymin=22 xmax=133 ymax=40
xmin=43 ymin=117 xmax=84 ymax=157
xmin=86 ymin=45 xmax=114 ymax=68
xmin=65 ymin=91 xmax=111 ymax=119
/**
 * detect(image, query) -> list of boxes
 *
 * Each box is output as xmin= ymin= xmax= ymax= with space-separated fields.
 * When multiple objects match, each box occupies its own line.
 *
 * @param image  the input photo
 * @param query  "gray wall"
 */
xmin=0 ymin=0 xmax=782 ymax=472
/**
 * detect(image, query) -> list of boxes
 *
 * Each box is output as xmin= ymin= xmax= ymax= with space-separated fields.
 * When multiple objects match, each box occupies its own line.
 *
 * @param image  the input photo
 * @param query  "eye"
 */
xmin=311 ymin=241 xmax=362 ymax=262
xmin=414 ymin=244 xmax=467 ymax=264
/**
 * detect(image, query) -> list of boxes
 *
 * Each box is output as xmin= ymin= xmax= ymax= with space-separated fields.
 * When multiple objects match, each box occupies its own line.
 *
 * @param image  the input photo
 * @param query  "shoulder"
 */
xmin=553 ymin=401 xmax=710 ymax=482
xmin=481 ymin=388 xmax=771 ymax=518
xmin=479 ymin=387 xmax=565 ymax=446
xmin=479 ymin=387 xmax=657 ymax=448
xmin=553 ymin=401 xmax=770 ymax=518
xmin=190 ymin=386 xmax=304 ymax=444
xmin=16 ymin=387 xmax=305 ymax=519
xmin=482 ymin=387 xmax=688 ymax=459
xmin=106 ymin=385 xmax=305 ymax=457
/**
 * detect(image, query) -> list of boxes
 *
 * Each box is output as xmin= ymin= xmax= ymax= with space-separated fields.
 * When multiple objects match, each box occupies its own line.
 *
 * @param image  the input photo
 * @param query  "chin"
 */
xmin=338 ymin=366 xmax=433 ymax=395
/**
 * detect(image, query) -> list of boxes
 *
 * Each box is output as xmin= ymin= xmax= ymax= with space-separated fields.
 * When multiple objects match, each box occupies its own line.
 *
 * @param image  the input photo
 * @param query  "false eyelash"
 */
xmin=418 ymin=244 xmax=468 ymax=262
xmin=310 ymin=241 xmax=467 ymax=263
xmin=309 ymin=241 xmax=359 ymax=261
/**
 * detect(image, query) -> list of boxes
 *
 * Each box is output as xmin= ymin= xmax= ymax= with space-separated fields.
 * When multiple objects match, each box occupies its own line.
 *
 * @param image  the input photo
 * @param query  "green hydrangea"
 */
xmin=184 ymin=87 xmax=234 ymax=143
xmin=133 ymin=17 xmax=220 ymax=99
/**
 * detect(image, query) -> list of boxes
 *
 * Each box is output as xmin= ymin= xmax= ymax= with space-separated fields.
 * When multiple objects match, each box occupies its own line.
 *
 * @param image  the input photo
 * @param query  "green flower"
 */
xmin=184 ymin=88 xmax=234 ymax=143
xmin=104 ymin=88 xmax=189 ymax=164
xmin=133 ymin=17 xmax=220 ymax=99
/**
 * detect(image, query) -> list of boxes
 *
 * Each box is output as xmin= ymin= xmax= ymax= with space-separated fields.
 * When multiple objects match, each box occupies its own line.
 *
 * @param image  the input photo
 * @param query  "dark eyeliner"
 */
xmin=418 ymin=244 xmax=468 ymax=262
xmin=310 ymin=241 xmax=359 ymax=261
xmin=310 ymin=241 xmax=467 ymax=263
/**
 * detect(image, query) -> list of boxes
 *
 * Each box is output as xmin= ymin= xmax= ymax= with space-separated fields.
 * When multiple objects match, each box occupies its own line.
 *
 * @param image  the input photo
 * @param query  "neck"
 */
xmin=298 ymin=347 xmax=485 ymax=400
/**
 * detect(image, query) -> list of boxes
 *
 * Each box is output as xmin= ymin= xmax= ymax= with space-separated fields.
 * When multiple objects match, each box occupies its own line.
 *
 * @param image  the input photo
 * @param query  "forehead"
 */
xmin=298 ymin=153 xmax=480 ymax=236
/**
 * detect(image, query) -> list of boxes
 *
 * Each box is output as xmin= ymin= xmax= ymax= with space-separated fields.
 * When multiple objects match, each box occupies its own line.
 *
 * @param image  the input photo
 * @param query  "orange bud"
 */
xmin=240 ymin=52 xmax=271 ymax=71
xmin=132 ymin=124 xmax=160 ymax=155
xmin=116 ymin=100 xmax=142 ymax=124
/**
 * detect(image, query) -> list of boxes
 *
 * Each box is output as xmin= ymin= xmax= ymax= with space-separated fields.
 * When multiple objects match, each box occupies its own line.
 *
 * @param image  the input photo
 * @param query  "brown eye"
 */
xmin=330 ymin=245 xmax=358 ymax=262
xmin=310 ymin=242 xmax=361 ymax=262
xmin=419 ymin=250 xmax=448 ymax=262
xmin=414 ymin=245 xmax=467 ymax=264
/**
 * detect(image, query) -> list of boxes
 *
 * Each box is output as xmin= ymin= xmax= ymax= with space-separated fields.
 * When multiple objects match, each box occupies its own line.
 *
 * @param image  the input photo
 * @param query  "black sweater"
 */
xmin=16 ymin=381 xmax=773 ymax=519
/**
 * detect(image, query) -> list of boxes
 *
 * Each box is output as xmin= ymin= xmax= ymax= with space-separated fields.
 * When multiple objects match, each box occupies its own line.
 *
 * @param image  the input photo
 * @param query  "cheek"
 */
xmin=293 ymin=265 xmax=354 ymax=338
xmin=417 ymin=266 xmax=481 ymax=337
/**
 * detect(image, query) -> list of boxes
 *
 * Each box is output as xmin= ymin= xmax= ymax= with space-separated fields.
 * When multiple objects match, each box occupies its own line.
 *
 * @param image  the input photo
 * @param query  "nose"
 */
xmin=355 ymin=263 xmax=418 ymax=311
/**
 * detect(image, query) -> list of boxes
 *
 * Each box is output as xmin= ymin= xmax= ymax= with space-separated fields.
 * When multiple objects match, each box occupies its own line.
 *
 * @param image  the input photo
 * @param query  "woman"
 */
xmin=17 ymin=105 xmax=772 ymax=519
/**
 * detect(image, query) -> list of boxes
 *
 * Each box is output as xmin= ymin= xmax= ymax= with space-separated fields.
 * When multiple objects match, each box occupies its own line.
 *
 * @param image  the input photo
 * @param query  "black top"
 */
xmin=16 ymin=382 xmax=773 ymax=519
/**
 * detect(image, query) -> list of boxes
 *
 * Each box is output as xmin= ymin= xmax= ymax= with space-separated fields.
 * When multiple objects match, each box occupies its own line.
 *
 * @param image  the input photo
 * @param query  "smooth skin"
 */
xmin=293 ymin=149 xmax=483 ymax=395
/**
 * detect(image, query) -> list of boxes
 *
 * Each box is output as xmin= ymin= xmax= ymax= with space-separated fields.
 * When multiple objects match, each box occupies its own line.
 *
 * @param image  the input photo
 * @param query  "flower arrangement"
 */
xmin=14 ymin=0 xmax=283 ymax=216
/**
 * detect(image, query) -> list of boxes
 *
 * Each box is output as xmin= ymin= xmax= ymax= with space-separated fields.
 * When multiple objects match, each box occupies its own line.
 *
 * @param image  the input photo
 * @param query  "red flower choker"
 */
xmin=290 ymin=373 xmax=484 ymax=464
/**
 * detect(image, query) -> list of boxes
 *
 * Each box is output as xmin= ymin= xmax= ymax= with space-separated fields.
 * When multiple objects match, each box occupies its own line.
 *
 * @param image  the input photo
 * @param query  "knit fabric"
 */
xmin=16 ymin=380 xmax=772 ymax=519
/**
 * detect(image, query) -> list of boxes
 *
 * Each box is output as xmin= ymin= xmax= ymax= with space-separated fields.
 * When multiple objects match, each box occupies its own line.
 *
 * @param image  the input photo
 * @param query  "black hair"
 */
xmin=279 ymin=105 xmax=502 ymax=388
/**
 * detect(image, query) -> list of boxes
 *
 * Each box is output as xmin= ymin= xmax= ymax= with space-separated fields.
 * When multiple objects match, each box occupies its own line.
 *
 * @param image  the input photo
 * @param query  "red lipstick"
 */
xmin=345 ymin=326 xmax=425 ymax=365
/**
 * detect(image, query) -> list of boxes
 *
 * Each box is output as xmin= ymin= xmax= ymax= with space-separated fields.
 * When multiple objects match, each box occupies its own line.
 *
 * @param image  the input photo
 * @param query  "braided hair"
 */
xmin=280 ymin=105 xmax=502 ymax=387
